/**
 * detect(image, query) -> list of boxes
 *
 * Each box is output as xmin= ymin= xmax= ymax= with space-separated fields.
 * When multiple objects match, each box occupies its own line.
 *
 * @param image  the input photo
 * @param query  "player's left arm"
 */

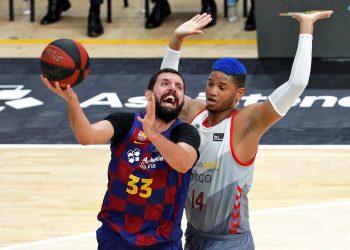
xmin=152 ymin=138 xmax=199 ymax=173
xmin=161 ymin=13 xmax=212 ymax=70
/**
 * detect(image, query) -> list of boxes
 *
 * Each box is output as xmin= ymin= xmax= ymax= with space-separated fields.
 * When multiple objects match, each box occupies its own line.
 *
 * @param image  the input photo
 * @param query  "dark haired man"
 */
xmin=161 ymin=11 xmax=333 ymax=249
xmin=40 ymin=67 xmax=203 ymax=249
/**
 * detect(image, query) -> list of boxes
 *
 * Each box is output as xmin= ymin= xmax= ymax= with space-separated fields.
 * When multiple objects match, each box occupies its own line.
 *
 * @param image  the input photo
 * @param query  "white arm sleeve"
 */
xmin=160 ymin=46 xmax=181 ymax=70
xmin=268 ymin=34 xmax=313 ymax=116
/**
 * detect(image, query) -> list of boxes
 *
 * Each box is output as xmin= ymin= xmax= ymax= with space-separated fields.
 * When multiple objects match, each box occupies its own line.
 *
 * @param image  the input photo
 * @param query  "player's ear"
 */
xmin=236 ymin=87 xmax=245 ymax=100
xmin=145 ymin=90 xmax=152 ymax=101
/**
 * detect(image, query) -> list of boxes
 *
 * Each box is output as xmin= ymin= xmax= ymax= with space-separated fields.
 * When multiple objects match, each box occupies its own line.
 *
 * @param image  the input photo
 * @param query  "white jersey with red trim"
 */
xmin=185 ymin=109 xmax=255 ymax=235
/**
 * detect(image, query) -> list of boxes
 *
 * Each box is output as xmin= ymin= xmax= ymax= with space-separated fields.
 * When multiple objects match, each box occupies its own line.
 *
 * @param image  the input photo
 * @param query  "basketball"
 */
xmin=40 ymin=38 xmax=90 ymax=88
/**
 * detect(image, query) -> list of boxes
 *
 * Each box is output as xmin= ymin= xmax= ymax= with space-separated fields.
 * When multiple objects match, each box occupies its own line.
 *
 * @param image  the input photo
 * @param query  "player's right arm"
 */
xmin=161 ymin=13 xmax=212 ymax=122
xmin=41 ymin=75 xmax=114 ymax=145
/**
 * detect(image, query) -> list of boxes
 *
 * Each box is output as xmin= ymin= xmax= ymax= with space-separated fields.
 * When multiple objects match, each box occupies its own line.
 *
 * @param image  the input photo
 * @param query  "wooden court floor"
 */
xmin=1 ymin=146 xmax=350 ymax=249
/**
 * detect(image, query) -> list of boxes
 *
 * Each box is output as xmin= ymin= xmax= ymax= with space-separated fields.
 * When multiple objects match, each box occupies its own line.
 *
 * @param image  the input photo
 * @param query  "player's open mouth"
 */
xmin=206 ymin=98 xmax=216 ymax=105
xmin=161 ymin=94 xmax=177 ymax=107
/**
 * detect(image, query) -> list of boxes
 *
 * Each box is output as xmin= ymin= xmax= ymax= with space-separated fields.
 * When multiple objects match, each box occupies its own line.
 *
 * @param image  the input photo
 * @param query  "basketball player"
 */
xmin=161 ymin=11 xmax=333 ymax=249
xmin=40 ymin=68 xmax=203 ymax=249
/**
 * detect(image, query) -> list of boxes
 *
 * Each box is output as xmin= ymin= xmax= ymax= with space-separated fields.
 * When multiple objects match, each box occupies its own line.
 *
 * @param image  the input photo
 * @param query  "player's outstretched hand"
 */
xmin=174 ymin=13 xmax=212 ymax=40
xmin=137 ymin=93 xmax=158 ymax=141
xmin=291 ymin=10 xmax=333 ymax=34
xmin=40 ymin=75 xmax=79 ymax=104
xmin=292 ymin=10 xmax=333 ymax=23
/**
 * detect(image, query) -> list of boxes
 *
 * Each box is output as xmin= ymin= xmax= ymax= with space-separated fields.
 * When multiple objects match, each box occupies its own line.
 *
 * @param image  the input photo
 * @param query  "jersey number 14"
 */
xmin=191 ymin=190 xmax=204 ymax=211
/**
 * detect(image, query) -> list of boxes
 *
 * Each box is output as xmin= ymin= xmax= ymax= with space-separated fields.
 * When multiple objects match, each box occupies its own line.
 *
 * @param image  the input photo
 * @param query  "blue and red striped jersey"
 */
xmin=98 ymin=112 xmax=192 ymax=247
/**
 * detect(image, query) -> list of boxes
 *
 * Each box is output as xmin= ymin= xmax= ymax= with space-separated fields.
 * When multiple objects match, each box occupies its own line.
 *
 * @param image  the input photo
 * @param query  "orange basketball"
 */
xmin=40 ymin=38 xmax=90 ymax=88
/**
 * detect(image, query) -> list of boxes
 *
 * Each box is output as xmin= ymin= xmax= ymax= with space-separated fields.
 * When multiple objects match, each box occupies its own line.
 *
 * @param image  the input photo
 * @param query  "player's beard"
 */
xmin=155 ymin=100 xmax=184 ymax=123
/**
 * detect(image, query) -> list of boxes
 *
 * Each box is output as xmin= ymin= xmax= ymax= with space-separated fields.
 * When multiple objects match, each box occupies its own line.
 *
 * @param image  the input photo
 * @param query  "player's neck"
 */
xmin=206 ymin=108 xmax=236 ymax=127
xmin=154 ymin=118 xmax=174 ymax=133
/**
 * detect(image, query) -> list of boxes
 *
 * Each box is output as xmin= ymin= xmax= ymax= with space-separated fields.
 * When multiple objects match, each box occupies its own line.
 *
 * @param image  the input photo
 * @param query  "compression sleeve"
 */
xmin=160 ymin=46 xmax=181 ymax=70
xmin=268 ymin=34 xmax=313 ymax=116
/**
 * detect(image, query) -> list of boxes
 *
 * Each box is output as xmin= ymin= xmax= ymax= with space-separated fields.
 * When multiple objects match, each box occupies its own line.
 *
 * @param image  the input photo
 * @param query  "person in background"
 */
xmin=145 ymin=0 xmax=216 ymax=29
xmin=244 ymin=0 xmax=255 ymax=31
xmin=40 ymin=0 xmax=104 ymax=37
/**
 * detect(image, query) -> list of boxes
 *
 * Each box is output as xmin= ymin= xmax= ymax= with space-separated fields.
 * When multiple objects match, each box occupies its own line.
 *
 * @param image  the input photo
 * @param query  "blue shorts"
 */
xmin=184 ymin=224 xmax=254 ymax=250
xmin=96 ymin=223 xmax=183 ymax=250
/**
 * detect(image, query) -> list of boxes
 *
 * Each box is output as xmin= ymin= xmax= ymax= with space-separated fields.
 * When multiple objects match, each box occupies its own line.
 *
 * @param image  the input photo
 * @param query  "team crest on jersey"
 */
xmin=137 ymin=131 xmax=147 ymax=141
xmin=213 ymin=133 xmax=224 ymax=141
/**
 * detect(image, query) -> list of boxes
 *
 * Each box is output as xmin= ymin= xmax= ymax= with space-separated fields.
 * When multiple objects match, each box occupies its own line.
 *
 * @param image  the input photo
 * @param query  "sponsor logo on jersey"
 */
xmin=194 ymin=124 xmax=200 ymax=131
xmin=133 ymin=140 xmax=145 ymax=145
xmin=200 ymin=161 xmax=221 ymax=170
xmin=213 ymin=133 xmax=224 ymax=141
xmin=127 ymin=148 xmax=141 ymax=164
xmin=139 ymin=156 xmax=164 ymax=171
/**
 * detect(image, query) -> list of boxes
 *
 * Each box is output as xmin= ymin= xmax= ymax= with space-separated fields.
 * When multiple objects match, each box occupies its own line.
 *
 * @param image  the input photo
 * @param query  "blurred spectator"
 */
xmin=200 ymin=0 xmax=217 ymax=27
xmin=145 ymin=0 xmax=255 ymax=30
xmin=145 ymin=0 xmax=216 ymax=29
xmin=244 ymin=0 xmax=255 ymax=31
xmin=40 ymin=0 xmax=104 ymax=37
xmin=145 ymin=0 xmax=171 ymax=29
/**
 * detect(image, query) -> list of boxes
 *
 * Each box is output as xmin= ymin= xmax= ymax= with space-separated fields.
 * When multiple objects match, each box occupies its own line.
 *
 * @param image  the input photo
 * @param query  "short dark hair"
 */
xmin=228 ymin=75 xmax=246 ymax=88
xmin=147 ymin=68 xmax=185 ymax=91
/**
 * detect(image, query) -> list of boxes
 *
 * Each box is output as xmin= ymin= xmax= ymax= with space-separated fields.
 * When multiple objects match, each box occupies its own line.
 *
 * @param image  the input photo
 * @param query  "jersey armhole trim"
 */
xmin=190 ymin=108 xmax=207 ymax=124
xmin=229 ymin=112 xmax=256 ymax=167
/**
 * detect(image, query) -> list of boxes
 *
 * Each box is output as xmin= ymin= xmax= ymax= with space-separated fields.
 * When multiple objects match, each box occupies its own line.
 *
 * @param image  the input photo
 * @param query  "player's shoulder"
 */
xmin=172 ymin=122 xmax=199 ymax=139
xmin=236 ymin=102 xmax=262 ymax=117
xmin=185 ymin=98 xmax=206 ymax=123
xmin=174 ymin=121 xmax=196 ymax=132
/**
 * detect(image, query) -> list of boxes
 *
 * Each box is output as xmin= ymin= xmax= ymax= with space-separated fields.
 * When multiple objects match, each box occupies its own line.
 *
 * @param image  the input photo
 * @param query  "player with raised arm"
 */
xmin=161 ymin=11 xmax=333 ymax=250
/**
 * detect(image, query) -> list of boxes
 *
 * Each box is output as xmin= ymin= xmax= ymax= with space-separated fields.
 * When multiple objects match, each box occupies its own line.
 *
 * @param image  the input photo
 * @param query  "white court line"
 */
xmin=0 ymin=144 xmax=350 ymax=149
xmin=2 ymin=200 xmax=350 ymax=250
xmin=0 ymin=232 xmax=95 ymax=250
xmin=251 ymin=200 xmax=350 ymax=215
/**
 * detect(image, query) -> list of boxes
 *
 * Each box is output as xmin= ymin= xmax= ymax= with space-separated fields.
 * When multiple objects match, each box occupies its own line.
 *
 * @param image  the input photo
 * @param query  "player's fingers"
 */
xmin=40 ymin=75 xmax=52 ymax=87
xmin=321 ymin=10 xmax=333 ymax=18
xmin=193 ymin=31 xmax=204 ymax=35
xmin=199 ymin=16 xmax=212 ymax=26
xmin=150 ymin=93 xmax=156 ymax=118
xmin=66 ymin=84 xmax=73 ymax=95
xmin=196 ymin=13 xmax=208 ymax=22
xmin=137 ymin=116 xmax=144 ymax=124
xmin=191 ymin=14 xmax=201 ymax=22
xmin=54 ymin=81 xmax=65 ymax=95
xmin=144 ymin=99 xmax=152 ymax=116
